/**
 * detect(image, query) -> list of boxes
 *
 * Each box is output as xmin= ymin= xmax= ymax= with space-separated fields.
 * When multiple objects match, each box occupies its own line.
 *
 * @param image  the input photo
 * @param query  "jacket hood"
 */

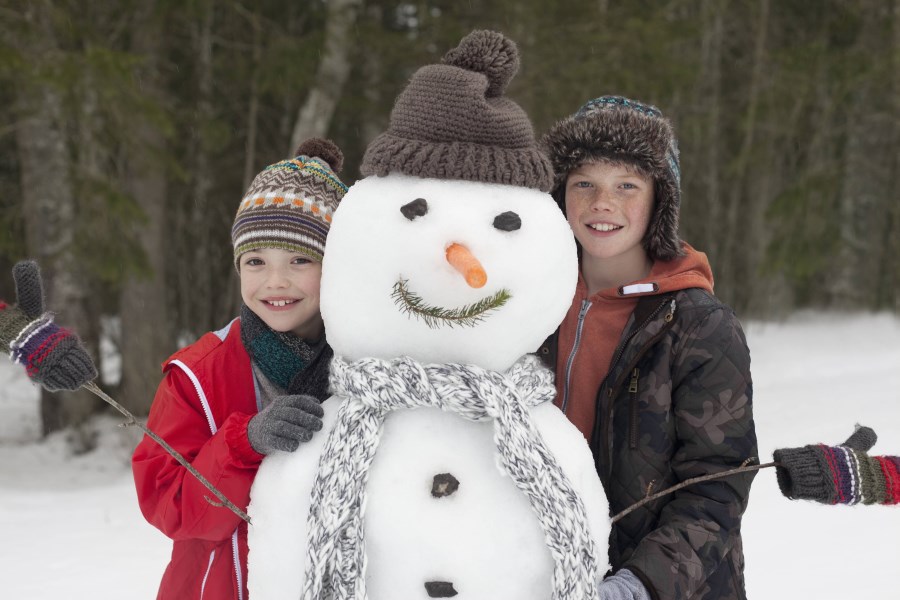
xmin=589 ymin=242 xmax=713 ymax=302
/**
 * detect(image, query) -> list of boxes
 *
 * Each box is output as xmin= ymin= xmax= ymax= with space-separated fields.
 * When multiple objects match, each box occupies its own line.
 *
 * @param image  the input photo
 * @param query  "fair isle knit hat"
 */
xmin=543 ymin=96 xmax=683 ymax=261
xmin=232 ymin=138 xmax=348 ymax=268
xmin=361 ymin=30 xmax=554 ymax=192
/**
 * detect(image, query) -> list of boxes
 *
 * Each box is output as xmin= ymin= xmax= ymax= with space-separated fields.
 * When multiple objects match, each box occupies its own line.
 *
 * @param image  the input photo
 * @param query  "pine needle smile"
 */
xmin=392 ymin=277 xmax=512 ymax=329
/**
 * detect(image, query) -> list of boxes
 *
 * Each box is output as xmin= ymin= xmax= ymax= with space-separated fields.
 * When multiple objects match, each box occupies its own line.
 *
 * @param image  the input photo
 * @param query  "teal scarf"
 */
xmin=239 ymin=304 xmax=332 ymax=401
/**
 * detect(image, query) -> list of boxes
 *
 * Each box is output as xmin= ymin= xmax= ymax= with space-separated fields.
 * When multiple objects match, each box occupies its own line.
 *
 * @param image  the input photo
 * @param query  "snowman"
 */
xmin=248 ymin=30 xmax=609 ymax=600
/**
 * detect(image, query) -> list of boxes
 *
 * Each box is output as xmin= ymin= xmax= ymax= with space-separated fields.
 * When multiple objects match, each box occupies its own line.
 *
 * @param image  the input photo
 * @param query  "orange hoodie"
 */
xmin=554 ymin=243 xmax=715 ymax=440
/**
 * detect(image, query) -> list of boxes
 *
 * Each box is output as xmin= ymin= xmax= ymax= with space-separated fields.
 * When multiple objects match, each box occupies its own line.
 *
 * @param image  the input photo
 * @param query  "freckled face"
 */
xmin=564 ymin=161 xmax=654 ymax=265
xmin=239 ymin=247 xmax=323 ymax=339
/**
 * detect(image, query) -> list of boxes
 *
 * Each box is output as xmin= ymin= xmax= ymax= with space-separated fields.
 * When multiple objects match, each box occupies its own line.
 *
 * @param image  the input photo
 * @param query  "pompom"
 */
xmin=442 ymin=30 xmax=519 ymax=98
xmin=295 ymin=138 xmax=344 ymax=173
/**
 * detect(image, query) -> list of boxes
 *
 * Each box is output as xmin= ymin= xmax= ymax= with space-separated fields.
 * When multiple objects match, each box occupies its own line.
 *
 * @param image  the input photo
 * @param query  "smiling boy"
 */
xmin=540 ymin=97 xmax=758 ymax=600
xmin=132 ymin=138 xmax=347 ymax=600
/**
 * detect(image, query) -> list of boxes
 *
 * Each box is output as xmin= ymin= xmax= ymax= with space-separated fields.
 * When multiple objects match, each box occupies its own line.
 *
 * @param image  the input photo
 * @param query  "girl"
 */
xmin=132 ymin=138 xmax=348 ymax=600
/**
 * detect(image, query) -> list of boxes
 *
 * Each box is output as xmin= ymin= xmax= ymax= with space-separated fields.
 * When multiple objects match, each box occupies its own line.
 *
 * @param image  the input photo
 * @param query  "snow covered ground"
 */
xmin=1 ymin=312 xmax=898 ymax=599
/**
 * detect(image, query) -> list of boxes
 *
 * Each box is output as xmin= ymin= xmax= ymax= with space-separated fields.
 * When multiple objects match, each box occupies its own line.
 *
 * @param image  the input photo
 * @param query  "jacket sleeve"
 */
xmin=132 ymin=366 xmax=264 ymax=542
xmin=623 ymin=307 xmax=758 ymax=600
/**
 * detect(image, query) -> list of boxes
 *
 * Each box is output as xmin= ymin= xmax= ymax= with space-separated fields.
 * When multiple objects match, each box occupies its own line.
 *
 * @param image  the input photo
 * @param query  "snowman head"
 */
xmin=320 ymin=31 xmax=577 ymax=372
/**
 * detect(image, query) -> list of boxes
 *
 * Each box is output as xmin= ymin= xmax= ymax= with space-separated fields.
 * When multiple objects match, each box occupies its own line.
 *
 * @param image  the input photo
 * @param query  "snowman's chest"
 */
xmin=248 ymin=394 xmax=609 ymax=600
xmin=363 ymin=407 xmax=555 ymax=599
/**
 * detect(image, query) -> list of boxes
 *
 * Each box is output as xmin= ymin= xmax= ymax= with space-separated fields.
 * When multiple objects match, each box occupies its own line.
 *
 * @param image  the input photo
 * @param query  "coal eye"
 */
xmin=493 ymin=211 xmax=521 ymax=232
xmin=400 ymin=198 xmax=428 ymax=220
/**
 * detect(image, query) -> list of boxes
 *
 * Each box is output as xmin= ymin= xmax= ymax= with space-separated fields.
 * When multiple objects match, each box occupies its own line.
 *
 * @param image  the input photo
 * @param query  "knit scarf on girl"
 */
xmin=300 ymin=354 xmax=599 ymax=600
xmin=239 ymin=304 xmax=332 ymax=401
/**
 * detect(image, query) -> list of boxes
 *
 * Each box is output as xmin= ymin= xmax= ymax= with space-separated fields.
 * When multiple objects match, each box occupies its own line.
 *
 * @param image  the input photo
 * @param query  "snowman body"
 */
xmin=248 ymin=174 xmax=610 ymax=599
xmin=250 ymin=399 xmax=608 ymax=600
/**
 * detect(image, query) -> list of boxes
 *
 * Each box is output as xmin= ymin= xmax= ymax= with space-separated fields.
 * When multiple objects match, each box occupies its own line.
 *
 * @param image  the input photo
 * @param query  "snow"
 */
xmin=321 ymin=174 xmax=578 ymax=372
xmin=2 ymin=312 xmax=899 ymax=599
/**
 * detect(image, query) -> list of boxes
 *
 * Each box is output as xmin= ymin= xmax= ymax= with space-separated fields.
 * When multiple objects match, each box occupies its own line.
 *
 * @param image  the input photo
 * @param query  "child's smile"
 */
xmin=564 ymin=161 xmax=654 ymax=286
xmin=240 ymin=248 xmax=324 ymax=339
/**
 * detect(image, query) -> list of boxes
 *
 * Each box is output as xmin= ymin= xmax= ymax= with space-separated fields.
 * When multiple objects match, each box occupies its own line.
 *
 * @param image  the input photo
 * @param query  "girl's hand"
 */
xmin=0 ymin=261 xmax=97 ymax=391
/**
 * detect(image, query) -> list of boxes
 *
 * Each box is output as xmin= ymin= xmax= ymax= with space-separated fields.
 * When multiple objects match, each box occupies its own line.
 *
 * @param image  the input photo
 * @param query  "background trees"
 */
xmin=1 ymin=0 xmax=897 ymax=434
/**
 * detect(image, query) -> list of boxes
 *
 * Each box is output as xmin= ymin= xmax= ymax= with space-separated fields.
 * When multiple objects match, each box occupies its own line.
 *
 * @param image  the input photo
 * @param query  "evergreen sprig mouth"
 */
xmin=391 ymin=277 xmax=512 ymax=329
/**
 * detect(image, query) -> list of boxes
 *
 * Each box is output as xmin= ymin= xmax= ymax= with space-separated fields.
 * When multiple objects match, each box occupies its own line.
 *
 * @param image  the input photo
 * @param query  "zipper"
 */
xmin=200 ymin=549 xmax=215 ymax=600
xmin=628 ymin=368 xmax=640 ymax=449
xmin=170 ymin=359 xmax=218 ymax=435
xmin=598 ymin=297 xmax=677 ymax=477
xmin=233 ymin=531 xmax=244 ymax=600
xmin=168 ymin=358 xmax=244 ymax=599
xmin=561 ymin=299 xmax=592 ymax=414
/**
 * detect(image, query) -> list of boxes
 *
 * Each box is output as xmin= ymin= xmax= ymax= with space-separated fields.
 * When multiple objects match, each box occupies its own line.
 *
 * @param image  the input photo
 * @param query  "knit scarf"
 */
xmin=239 ymin=304 xmax=332 ymax=401
xmin=301 ymin=354 xmax=599 ymax=600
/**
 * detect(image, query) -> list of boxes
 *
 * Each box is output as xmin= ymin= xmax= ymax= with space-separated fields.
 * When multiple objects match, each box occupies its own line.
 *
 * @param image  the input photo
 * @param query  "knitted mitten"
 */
xmin=598 ymin=569 xmax=651 ymax=600
xmin=0 ymin=261 xmax=97 ymax=391
xmin=774 ymin=426 xmax=900 ymax=505
xmin=247 ymin=394 xmax=324 ymax=454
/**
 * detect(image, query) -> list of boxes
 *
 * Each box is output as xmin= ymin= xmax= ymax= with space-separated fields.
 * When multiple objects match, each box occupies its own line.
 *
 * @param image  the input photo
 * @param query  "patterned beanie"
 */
xmin=232 ymin=138 xmax=348 ymax=268
xmin=543 ymin=96 xmax=683 ymax=261
xmin=361 ymin=30 xmax=554 ymax=192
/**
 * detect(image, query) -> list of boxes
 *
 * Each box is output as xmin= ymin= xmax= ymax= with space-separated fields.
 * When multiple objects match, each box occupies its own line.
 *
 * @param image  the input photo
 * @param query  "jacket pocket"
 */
xmin=628 ymin=368 xmax=640 ymax=449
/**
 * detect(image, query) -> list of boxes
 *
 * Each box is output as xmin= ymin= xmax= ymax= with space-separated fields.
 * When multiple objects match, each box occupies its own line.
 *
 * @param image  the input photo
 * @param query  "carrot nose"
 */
xmin=446 ymin=243 xmax=487 ymax=288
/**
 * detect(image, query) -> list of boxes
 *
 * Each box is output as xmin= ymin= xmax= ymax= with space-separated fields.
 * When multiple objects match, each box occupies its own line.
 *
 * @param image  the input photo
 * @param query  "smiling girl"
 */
xmin=132 ymin=139 xmax=347 ymax=600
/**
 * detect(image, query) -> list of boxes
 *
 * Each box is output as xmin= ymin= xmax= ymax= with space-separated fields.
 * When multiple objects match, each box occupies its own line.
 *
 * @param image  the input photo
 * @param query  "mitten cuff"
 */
xmin=8 ymin=312 xmax=55 ymax=370
xmin=773 ymin=445 xmax=835 ymax=503
xmin=223 ymin=412 xmax=265 ymax=468
xmin=0 ymin=303 xmax=34 ymax=352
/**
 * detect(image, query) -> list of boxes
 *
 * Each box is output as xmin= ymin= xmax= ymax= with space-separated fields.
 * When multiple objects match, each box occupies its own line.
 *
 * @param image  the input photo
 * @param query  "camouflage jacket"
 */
xmin=539 ymin=288 xmax=757 ymax=600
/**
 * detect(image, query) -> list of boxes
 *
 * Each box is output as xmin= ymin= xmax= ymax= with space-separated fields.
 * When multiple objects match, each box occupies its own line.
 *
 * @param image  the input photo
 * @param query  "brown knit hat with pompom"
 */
xmin=361 ymin=30 xmax=553 ymax=192
xmin=232 ymin=138 xmax=348 ymax=267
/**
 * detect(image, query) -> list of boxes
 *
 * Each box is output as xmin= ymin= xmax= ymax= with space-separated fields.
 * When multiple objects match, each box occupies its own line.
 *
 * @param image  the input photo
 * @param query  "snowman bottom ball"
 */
xmin=247 ymin=396 xmax=610 ymax=600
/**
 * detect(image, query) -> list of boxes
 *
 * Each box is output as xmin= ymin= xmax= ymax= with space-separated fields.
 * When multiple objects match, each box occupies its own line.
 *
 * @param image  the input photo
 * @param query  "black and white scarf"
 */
xmin=300 ymin=353 xmax=599 ymax=600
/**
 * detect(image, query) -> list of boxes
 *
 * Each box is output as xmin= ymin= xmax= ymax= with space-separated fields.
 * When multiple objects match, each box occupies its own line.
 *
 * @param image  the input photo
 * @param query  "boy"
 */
xmin=132 ymin=138 xmax=348 ymax=600
xmin=540 ymin=97 xmax=757 ymax=600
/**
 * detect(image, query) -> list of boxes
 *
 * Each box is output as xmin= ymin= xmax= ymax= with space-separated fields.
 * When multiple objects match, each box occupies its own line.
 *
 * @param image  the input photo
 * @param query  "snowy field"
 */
xmin=1 ymin=312 xmax=898 ymax=599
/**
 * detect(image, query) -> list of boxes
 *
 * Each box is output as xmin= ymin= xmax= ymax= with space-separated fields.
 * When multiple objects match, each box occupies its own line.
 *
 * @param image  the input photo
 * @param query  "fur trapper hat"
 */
xmin=543 ymin=96 xmax=683 ymax=261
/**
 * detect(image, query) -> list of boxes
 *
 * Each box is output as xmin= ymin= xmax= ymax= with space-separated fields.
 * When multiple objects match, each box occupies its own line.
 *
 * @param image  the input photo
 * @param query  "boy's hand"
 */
xmin=247 ymin=394 xmax=324 ymax=455
xmin=0 ymin=261 xmax=97 ymax=391
xmin=598 ymin=569 xmax=651 ymax=600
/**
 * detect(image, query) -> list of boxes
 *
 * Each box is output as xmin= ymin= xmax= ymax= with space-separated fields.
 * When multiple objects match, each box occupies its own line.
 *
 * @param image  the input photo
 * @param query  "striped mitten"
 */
xmin=774 ymin=426 xmax=900 ymax=505
xmin=0 ymin=261 xmax=97 ymax=391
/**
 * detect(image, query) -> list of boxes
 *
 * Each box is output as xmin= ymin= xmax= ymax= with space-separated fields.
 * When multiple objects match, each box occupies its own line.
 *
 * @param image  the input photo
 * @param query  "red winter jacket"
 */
xmin=132 ymin=318 xmax=264 ymax=600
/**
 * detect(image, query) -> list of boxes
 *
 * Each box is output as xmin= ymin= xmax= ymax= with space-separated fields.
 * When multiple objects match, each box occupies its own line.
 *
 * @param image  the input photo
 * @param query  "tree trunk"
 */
xmin=289 ymin=0 xmax=363 ymax=151
xmin=882 ymin=0 xmax=900 ymax=310
xmin=119 ymin=2 xmax=171 ymax=415
xmin=696 ymin=0 xmax=724 ymax=261
xmin=832 ymin=0 xmax=890 ymax=308
xmin=184 ymin=0 xmax=216 ymax=334
xmin=15 ymin=5 xmax=100 ymax=437
xmin=720 ymin=0 xmax=769 ymax=310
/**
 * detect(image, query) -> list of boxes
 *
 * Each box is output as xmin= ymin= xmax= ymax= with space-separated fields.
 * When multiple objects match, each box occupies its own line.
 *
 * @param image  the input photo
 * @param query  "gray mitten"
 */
xmin=597 ymin=569 xmax=651 ymax=600
xmin=247 ymin=394 xmax=324 ymax=454
xmin=0 ymin=261 xmax=97 ymax=391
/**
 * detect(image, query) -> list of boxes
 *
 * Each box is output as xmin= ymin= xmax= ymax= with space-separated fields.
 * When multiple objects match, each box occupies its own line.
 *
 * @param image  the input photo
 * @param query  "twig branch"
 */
xmin=611 ymin=461 xmax=778 ymax=524
xmin=83 ymin=381 xmax=251 ymax=524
